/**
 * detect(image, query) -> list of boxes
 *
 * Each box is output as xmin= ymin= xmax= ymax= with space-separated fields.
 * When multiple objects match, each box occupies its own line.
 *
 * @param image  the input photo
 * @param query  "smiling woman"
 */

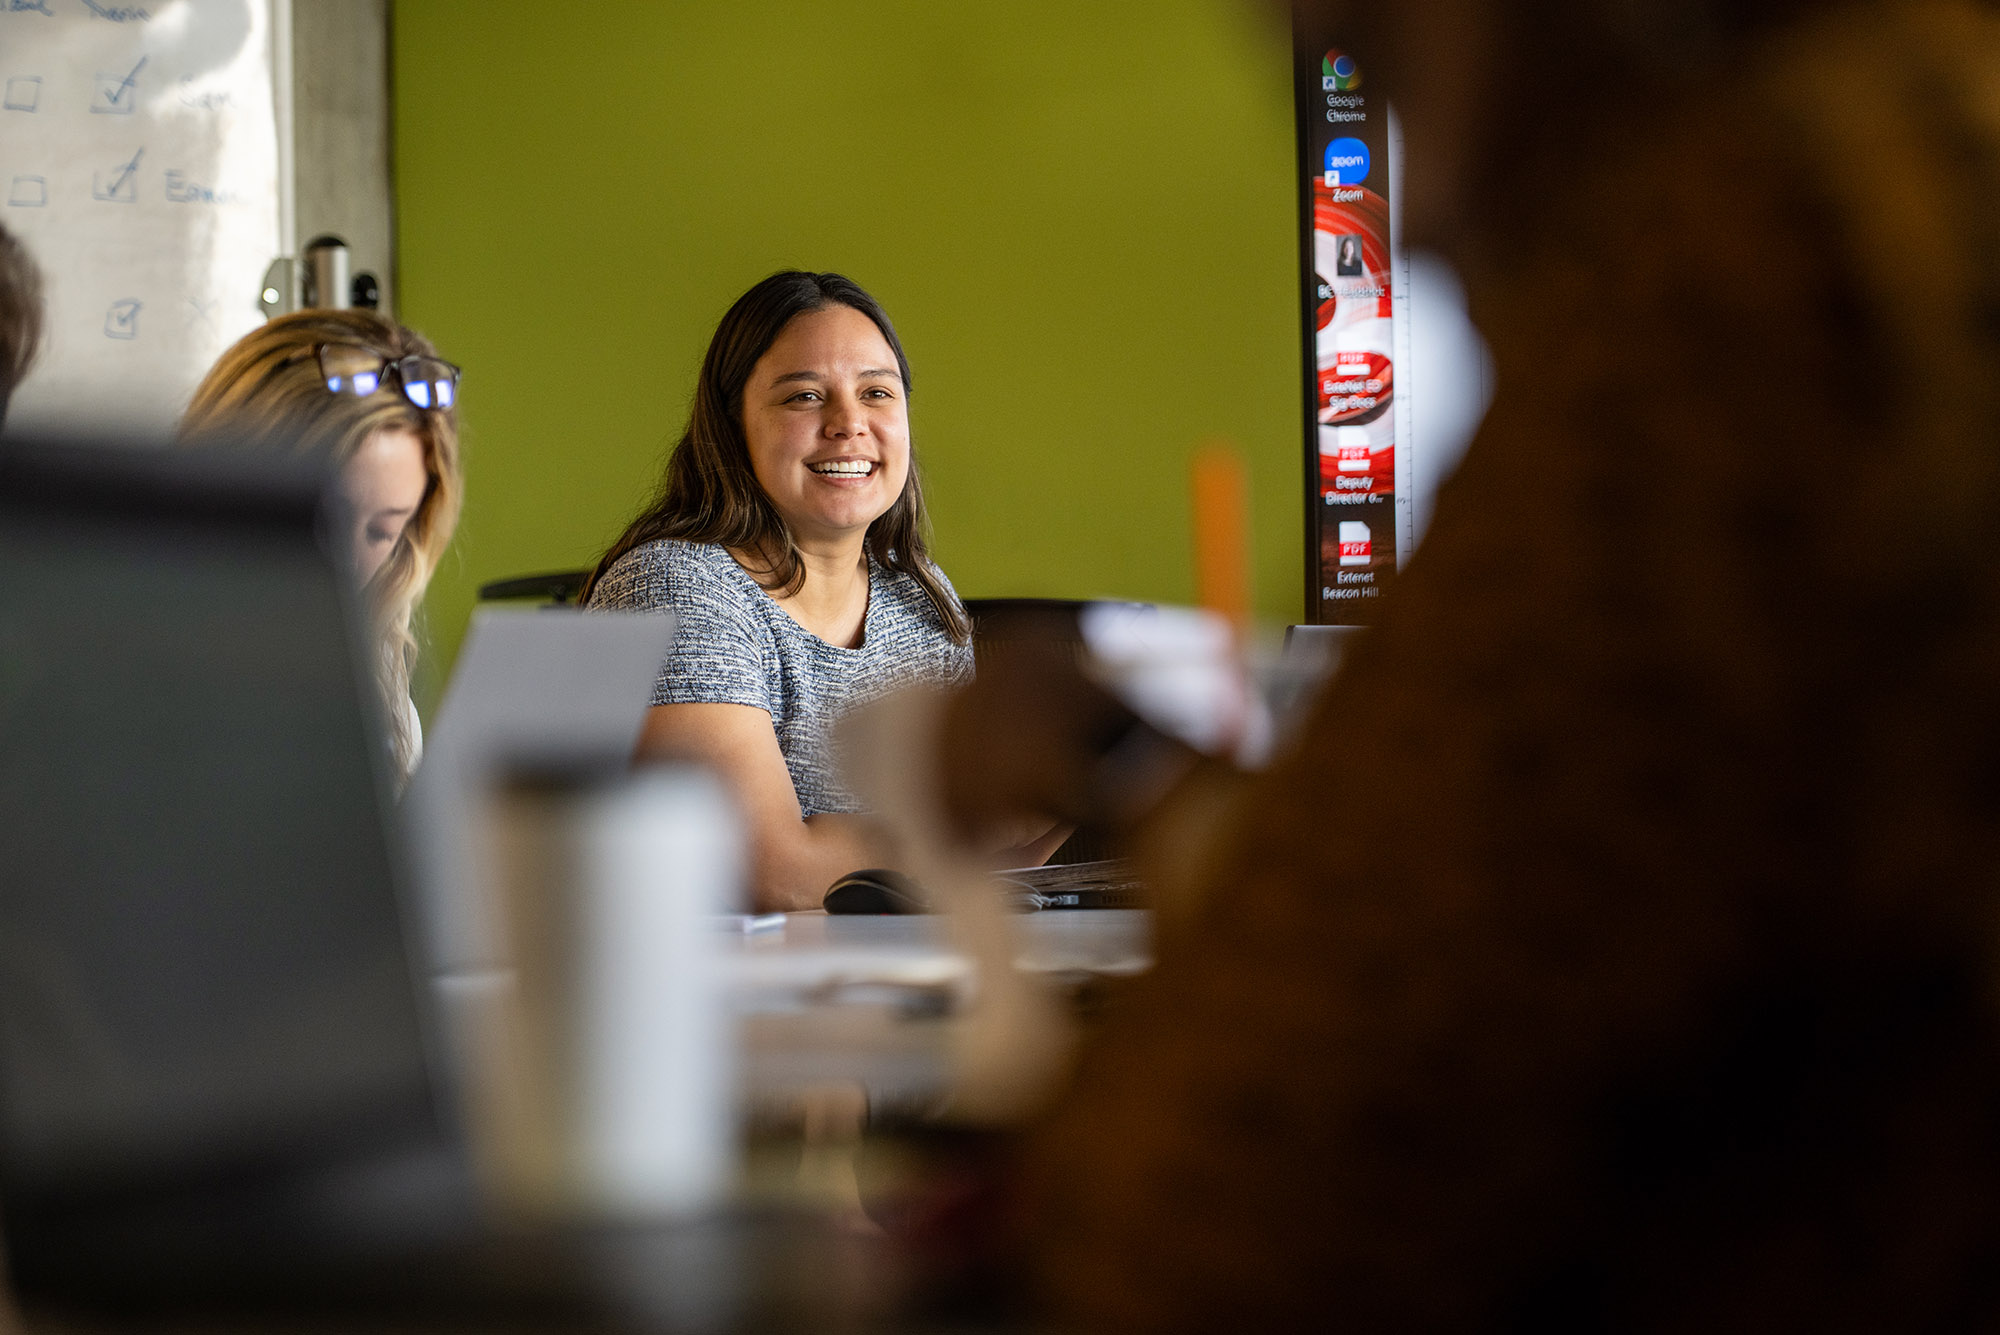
xmin=581 ymin=270 xmax=1061 ymax=910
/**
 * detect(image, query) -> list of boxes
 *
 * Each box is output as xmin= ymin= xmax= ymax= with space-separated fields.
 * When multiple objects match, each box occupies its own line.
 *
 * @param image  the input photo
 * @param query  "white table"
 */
xmin=728 ymin=910 xmax=1151 ymax=1113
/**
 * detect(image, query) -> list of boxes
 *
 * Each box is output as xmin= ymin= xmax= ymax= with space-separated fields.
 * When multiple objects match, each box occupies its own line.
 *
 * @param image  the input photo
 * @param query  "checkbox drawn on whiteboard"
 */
xmin=3 ymin=76 xmax=41 ymax=113
xmin=92 ymin=57 xmax=145 ymax=114
xmin=93 ymin=148 xmax=143 ymax=203
xmin=7 ymin=176 xmax=46 ymax=208
xmin=105 ymin=300 xmax=142 ymax=340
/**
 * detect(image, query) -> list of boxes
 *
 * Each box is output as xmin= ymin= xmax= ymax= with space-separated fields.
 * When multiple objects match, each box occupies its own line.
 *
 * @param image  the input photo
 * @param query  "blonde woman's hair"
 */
xmin=179 ymin=308 xmax=463 ymax=780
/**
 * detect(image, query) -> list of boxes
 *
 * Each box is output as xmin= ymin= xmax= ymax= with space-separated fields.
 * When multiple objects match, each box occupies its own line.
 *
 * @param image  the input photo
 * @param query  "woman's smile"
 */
xmin=806 ymin=456 xmax=879 ymax=481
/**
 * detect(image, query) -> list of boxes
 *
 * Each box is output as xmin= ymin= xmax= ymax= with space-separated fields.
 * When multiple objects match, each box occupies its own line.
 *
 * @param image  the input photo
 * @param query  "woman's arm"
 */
xmin=989 ymin=822 xmax=1074 ymax=870
xmin=635 ymin=701 xmax=891 ymax=912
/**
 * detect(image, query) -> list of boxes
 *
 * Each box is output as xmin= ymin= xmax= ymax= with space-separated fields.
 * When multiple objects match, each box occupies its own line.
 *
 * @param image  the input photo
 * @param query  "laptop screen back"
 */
xmin=0 ymin=441 xmax=438 ymax=1211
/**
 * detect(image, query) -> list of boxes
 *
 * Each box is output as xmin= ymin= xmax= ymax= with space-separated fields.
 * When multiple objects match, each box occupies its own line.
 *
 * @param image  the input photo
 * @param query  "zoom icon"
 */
xmin=1323 ymin=137 xmax=1370 ymax=187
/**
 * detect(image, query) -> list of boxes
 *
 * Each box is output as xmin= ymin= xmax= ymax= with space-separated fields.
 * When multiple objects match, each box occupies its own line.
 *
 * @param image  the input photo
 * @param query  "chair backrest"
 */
xmin=961 ymin=596 xmax=1090 ymax=632
xmin=962 ymin=596 xmax=1141 ymax=669
xmin=476 ymin=569 xmax=589 ymax=605
xmin=959 ymin=598 xmax=1140 ymax=866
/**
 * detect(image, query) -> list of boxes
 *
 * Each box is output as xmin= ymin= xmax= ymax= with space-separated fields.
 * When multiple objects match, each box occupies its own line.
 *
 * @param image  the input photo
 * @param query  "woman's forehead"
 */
xmin=758 ymin=306 xmax=898 ymax=377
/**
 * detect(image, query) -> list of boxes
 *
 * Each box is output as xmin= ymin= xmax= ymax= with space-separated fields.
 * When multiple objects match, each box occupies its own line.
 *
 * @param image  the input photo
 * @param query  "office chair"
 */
xmin=476 ymin=569 xmax=588 ymax=605
xmin=960 ymin=597 xmax=1140 ymax=865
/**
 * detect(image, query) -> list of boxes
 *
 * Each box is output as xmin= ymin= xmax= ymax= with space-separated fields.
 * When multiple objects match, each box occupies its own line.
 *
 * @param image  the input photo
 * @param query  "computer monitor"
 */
xmin=1293 ymin=24 xmax=1495 ymax=627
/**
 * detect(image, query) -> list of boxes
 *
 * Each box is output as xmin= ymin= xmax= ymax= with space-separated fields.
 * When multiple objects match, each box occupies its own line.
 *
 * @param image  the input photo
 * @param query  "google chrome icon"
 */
xmin=1323 ymin=50 xmax=1361 ymax=92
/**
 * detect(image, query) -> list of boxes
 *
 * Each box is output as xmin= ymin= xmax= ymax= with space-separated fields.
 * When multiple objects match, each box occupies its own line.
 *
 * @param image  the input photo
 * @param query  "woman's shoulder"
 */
xmin=589 ymin=539 xmax=747 ymax=611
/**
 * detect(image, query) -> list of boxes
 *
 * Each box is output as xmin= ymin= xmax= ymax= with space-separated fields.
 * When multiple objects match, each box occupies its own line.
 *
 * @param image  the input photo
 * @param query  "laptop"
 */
xmin=403 ymin=605 xmax=677 ymax=976
xmin=0 ymin=437 xmax=476 ymax=1308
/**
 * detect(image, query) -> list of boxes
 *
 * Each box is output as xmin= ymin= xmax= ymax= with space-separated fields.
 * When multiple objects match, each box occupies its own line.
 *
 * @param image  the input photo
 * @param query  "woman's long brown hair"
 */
xmin=581 ymin=270 xmax=970 ymax=645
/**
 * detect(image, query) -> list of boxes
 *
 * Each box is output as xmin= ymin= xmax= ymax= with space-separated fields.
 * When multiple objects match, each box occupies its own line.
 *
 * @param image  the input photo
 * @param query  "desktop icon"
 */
xmin=1333 ymin=232 xmax=1365 ymax=276
xmin=1322 ymin=50 xmax=1361 ymax=92
xmin=1324 ymin=137 xmax=1370 ymax=187
xmin=1339 ymin=521 xmax=1372 ymax=566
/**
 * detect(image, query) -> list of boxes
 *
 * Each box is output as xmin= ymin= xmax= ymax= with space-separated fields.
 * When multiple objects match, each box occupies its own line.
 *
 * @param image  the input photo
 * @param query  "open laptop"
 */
xmin=404 ymin=605 xmax=676 ymax=976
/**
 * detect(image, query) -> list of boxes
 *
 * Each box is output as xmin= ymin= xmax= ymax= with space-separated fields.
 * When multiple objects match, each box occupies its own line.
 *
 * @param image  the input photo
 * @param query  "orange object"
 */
xmin=1191 ymin=443 xmax=1251 ymax=632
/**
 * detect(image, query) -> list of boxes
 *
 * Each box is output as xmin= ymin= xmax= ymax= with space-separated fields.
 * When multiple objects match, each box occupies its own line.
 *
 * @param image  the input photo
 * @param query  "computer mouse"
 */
xmin=823 ymin=867 xmax=932 ymax=914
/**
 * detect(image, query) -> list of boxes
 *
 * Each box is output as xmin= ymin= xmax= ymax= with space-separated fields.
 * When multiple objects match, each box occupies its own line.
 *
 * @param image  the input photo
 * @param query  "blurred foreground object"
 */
xmin=1016 ymin=0 xmax=2000 ymax=1328
xmin=403 ymin=606 xmax=676 ymax=977
xmin=1079 ymin=602 xmax=1271 ymax=768
xmin=1189 ymin=443 xmax=1251 ymax=633
xmin=0 ymin=439 xmax=909 ymax=1331
xmin=463 ymin=766 xmax=741 ymax=1221
xmin=840 ymin=689 xmax=1079 ymax=1125
xmin=817 ymin=602 xmax=1310 ymax=1133
xmin=403 ymin=609 xmax=753 ymax=1226
xmin=0 ymin=437 xmax=447 ymax=1306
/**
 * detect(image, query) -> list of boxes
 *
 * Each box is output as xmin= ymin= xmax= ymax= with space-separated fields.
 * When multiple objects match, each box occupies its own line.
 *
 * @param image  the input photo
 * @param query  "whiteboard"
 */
xmin=0 ymin=0 xmax=281 ymax=436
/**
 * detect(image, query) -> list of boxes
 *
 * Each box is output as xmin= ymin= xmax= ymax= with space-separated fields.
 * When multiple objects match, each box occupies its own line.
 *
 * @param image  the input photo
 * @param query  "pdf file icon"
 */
xmin=1336 ymin=444 xmax=1370 ymax=472
xmin=1338 ymin=521 xmax=1371 ymax=566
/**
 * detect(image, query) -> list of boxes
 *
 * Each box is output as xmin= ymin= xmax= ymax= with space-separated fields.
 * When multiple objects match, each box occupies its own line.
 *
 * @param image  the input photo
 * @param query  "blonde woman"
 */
xmin=181 ymin=309 xmax=463 ymax=783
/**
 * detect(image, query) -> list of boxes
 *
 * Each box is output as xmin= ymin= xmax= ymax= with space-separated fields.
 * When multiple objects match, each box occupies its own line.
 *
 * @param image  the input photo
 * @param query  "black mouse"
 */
xmin=823 ymin=867 xmax=932 ymax=914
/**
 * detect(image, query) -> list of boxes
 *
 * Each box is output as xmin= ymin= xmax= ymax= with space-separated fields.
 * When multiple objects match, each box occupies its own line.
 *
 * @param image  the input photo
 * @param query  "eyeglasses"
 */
xmin=315 ymin=343 xmax=461 ymax=411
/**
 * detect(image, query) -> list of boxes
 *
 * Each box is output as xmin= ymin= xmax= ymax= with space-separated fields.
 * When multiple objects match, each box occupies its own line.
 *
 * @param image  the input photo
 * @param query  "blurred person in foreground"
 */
xmin=181 ymin=309 xmax=463 ymax=785
xmin=935 ymin=0 xmax=2000 ymax=1327
xmin=0 ymin=223 xmax=44 ymax=428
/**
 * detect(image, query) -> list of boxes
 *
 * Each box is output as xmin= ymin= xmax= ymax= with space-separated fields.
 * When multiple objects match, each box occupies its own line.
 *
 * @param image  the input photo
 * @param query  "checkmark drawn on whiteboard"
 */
xmin=105 ymin=300 xmax=142 ymax=340
xmin=92 ymin=148 xmax=143 ymax=203
xmin=91 ymin=56 xmax=147 ymax=115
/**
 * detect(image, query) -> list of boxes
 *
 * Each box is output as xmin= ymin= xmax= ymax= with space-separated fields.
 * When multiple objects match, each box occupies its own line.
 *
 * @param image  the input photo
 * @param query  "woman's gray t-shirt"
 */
xmin=587 ymin=540 xmax=972 ymax=816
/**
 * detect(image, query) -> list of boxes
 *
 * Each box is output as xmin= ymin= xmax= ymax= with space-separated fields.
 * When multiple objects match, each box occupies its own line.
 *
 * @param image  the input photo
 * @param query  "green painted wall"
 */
xmin=392 ymin=0 xmax=1301 ymax=706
